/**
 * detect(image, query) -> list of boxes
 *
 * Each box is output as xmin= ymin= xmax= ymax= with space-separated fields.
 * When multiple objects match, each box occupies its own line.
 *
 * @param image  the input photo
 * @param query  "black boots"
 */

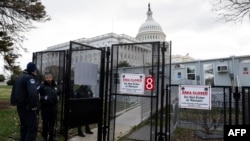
xmin=78 ymin=133 xmax=85 ymax=137
xmin=85 ymin=125 xmax=93 ymax=134
xmin=49 ymin=136 xmax=58 ymax=141
xmin=42 ymin=136 xmax=57 ymax=141
xmin=86 ymin=131 xmax=93 ymax=134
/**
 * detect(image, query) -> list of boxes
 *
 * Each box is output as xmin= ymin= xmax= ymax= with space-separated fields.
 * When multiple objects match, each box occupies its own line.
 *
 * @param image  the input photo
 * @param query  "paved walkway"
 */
xmin=68 ymin=106 xmax=142 ymax=141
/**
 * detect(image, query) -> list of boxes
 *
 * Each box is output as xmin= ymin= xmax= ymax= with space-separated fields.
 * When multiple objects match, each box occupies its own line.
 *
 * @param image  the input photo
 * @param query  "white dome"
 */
xmin=136 ymin=4 xmax=166 ymax=42
xmin=138 ymin=20 xmax=163 ymax=33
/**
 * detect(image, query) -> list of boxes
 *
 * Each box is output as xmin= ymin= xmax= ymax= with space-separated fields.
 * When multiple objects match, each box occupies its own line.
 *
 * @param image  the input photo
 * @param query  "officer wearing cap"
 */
xmin=10 ymin=62 xmax=39 ymax=141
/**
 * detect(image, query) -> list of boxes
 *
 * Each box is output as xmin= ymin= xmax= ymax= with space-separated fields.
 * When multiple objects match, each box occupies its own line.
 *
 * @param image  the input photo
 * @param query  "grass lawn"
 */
xmin=0 ymin=85 xmax=68 ymax=141
xmin=0 ymin=109 xmax=19 ymax=140
xmin=0 ymin=85 xmax=12 ymax=100
xmin=0 ymin=85 xmax=19 ymax=140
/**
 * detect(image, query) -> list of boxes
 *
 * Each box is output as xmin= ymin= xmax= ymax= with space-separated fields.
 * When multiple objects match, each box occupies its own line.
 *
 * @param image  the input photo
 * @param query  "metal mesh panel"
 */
xmin=175 ymin=85 xmax=250 ymax=140
xmin=69 ymin=43 xmax=104 ymax=98
xmin=34 ymin=41 xmax=107 ymax=141
xmin=242 ymin=87 xmax=250 ymax=124
xmin=110 ymin=42 xmax=165 ymax=140
xmin=33 ymin=50 xmax=66 ymax=136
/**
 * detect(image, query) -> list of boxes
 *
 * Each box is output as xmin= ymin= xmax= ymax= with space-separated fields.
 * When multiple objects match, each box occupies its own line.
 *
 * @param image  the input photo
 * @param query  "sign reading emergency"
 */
xmin=119 ymin=73 xmax=145 ymax=94
xmin=179 ymin=85 xmax=211 ymax=110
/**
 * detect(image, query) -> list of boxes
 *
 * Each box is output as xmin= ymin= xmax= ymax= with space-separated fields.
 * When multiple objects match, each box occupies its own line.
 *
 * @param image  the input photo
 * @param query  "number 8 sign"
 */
xmin=145 ymin=76 xmax=154 ymax=90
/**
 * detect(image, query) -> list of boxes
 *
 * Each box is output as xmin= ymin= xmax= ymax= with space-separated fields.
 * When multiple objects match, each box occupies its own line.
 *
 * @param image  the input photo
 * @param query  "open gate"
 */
xmin=33 ymin=41 xmax=108 ymax=141
xmin=63 ymin=41 xmax=107 ymax=141
xmin=33 ymin=50 xmax=66 ymax=138
xmin=108 ymin=41 xmax=171 ymax=141
xmin=33 ymin=41 xmax=172 ymax=141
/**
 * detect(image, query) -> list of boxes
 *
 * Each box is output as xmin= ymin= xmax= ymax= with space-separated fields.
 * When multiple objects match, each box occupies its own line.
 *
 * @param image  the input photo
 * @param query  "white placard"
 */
xmin=119 ymin=73 xmax=145 ymax=94
xmin=179 ymin=85 xmax=211 ymax=110
xmin=74 ymin=62 xmax=98 ymax=85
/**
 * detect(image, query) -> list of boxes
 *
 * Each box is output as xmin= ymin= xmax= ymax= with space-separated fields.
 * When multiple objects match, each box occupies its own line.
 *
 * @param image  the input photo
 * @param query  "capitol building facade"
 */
xmin=41 ymin=4 xmax=194 ymax=68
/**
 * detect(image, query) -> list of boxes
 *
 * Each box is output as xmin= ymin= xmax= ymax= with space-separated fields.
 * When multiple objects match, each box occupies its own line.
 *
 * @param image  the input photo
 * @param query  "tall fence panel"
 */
xmin=33 ymin=51 xmax=66 ymax=136
xmin=34 ymin=41 xmax=108 ymax=141
xmin=108 ymin=42 xmax=170 ymax=141
xmin=170 ymin=85 xmax=250 ymax=140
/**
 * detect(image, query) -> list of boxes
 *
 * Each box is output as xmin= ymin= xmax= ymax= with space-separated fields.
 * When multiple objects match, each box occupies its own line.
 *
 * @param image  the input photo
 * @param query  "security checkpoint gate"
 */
xmin=63 ymin=41 xmax=107 ymax=141
xmin=33 ymin=41 xmax=108 ymax=141
xmin=108 ymin=42 xmax=171 ymax=141
xmin=33 ymin=41 xmax=172 ymax=141
xmin=33 ymin=50 xmax=66 ymax=138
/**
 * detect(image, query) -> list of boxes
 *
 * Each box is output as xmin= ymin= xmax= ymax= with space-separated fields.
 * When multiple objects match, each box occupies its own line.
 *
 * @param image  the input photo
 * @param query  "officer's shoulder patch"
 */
xmin=30 ymin=79 xmax=35 ymax=84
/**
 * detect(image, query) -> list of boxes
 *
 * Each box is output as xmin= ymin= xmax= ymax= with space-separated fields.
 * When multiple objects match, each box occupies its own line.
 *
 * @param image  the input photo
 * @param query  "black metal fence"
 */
xmin=109 ymin=41 xmax=170 ymax=141
xmin=169 ymin=85 xmax=250 ymax=140
xmin=33 ymin=41 xmax=108 ymax=141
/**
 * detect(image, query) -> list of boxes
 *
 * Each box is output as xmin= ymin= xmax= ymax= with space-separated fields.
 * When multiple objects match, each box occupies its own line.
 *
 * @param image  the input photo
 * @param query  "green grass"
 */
xmin=0 ymin=85 xmax=12 ymax=100
xmin=0 ymin=109 xmax=19 ymax=140
xmin=0 ymin=85 xmax=70 ymax=141
xmin=0 ymin=85 xmax=18 ymax=140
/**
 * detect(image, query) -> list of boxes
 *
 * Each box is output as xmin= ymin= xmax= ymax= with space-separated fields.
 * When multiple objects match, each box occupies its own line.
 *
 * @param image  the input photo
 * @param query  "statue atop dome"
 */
xmin=148 ymin=3 xmax=151 ymax=12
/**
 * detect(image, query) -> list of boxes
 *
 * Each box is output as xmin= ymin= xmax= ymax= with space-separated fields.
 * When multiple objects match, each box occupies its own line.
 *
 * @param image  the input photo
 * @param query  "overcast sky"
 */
xmin=3 ymin=0 xmax=250 ymax=72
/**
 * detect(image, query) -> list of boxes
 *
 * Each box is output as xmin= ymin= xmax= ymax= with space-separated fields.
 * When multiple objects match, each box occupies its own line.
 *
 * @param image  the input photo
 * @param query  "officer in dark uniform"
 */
xmin=10 ymin=62 xmax=39 ymax=141
xmin=37 ymin=73 xmax=60 ymax=141
xmin=74 ymin=85 xmax=93 ymax=137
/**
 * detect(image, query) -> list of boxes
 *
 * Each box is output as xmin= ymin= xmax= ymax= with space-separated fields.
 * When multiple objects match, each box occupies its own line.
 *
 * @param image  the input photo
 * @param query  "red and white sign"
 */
xmin=145 ymin=76 xmax=154 ymax=90
xmin=119 ymin=73 xmax=145 ymax=94
xmin=243 ymin=71 xmax=248 ymax=75
xmin=179 ymin=85 xmax=211 ymax=110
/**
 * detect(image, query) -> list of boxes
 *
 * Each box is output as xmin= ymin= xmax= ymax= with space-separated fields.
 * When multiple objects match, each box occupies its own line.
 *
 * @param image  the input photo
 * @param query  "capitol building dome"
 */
xmin=136 ymin=4 xmax=166 ymax=42
xmin=41 ymin=3 xmax=193 ymax=72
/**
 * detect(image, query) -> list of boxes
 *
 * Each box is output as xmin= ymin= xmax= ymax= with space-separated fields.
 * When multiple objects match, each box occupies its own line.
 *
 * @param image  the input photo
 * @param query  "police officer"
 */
xmin=38 ymin=73 xmax=59 ymax=141
xmin=10 ymin=62 xmax=39 ymax=141
xmin=74 ymin=85 xmax=93 ymax=137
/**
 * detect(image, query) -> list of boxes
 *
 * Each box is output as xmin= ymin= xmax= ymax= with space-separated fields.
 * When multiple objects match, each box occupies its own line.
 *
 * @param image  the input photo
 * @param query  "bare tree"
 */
xmin=211 ymin=0 xmax=250 ymax=23
xmin=0 ymin=0 xmax=50 ymax=73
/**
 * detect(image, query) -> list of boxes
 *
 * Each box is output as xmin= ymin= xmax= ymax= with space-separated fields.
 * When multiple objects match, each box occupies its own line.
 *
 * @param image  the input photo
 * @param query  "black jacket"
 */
xmin=74 ymin=85 xmax=93 ymax=98
xmin=38 ymin=80 xmax=59 ymax=106
xmin=10 ymin=70 xmax=38 ymax=110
